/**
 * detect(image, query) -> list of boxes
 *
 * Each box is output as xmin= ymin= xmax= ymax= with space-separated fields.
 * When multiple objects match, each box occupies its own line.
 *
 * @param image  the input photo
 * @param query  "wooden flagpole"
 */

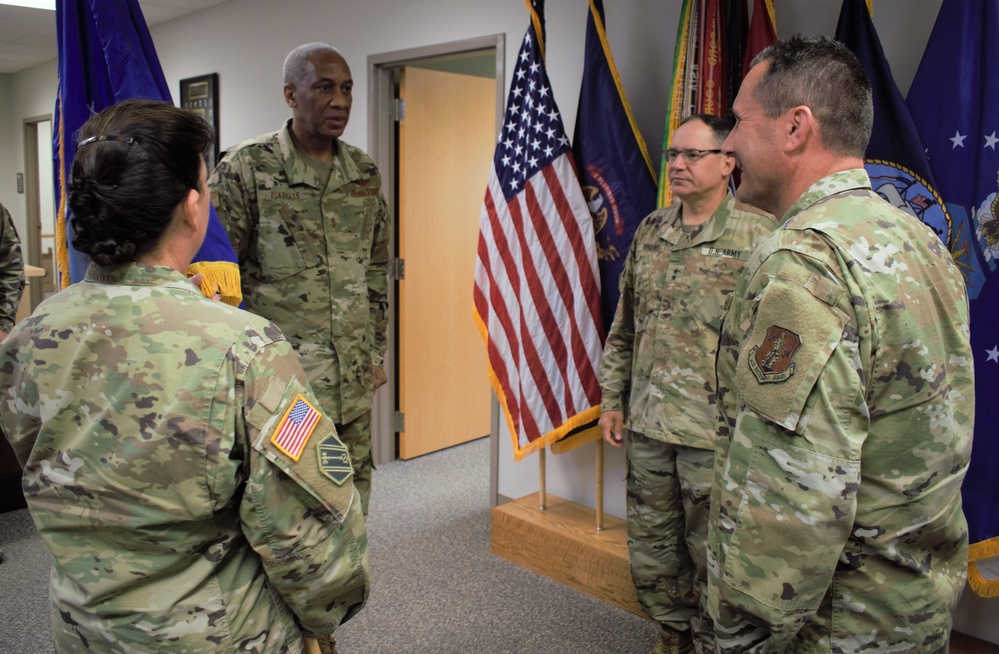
xmin=539 ymin=447 xmax=547 ymax=510
xmin=596 ymin=438 xmax=605 ymax=531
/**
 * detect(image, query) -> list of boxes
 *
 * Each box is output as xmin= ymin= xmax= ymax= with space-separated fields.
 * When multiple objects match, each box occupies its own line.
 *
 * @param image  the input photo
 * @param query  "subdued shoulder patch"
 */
xmin=748 ymin=325 xmax=802 ymax=383
xmin=317 ymin=435 xmax=353 ymax=486
xmin=270 ymin=394 xmax=322 ymax=461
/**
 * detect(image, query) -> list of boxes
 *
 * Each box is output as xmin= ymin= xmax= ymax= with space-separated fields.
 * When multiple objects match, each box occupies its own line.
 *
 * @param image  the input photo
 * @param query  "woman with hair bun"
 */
xmin=0 ymin=99 xmax=369 ymax=654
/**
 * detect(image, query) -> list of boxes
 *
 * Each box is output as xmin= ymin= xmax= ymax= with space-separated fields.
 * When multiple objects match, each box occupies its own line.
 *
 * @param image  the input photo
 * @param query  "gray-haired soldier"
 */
xmin=598 ymin=114 xmax=775 ymax=654
xmin=708 ymin=35 xmax=973 ymax=653
xmin=0 ymin=99 xmax=369 ymax=653
xmin=210 ymin=43 xmax=389 ymax=516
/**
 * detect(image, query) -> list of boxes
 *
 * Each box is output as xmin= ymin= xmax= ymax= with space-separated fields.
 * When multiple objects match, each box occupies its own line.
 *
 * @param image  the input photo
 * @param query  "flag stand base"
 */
xmin=491 ymin=492 xmax=648 ymax=619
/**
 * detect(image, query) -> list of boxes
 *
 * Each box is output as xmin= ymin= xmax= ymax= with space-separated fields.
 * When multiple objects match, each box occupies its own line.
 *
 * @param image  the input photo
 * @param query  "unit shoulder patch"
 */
xmin=748 ymin=325 xmax=802 ymax=384
xmin=317 ymin=435 xmax=353 ymax=486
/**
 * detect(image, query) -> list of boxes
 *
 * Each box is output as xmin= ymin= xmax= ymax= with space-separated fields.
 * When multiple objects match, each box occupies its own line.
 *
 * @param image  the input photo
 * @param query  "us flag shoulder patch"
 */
xmin=270 ymin=394 xmax=322 ymax=461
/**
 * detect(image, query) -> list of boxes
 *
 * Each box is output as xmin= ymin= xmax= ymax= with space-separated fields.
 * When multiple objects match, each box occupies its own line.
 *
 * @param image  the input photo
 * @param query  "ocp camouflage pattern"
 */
xmin=707 ymin=170 xmax=974 ymax=653
xmin=598 ymin=192 xmax=776 ymax=448
xmin=0 ymin=262 xmax=370 ymax=653
xmin=209 ymin=120 xmax=389 ymax=426
xmin=0 ymin=201 xmax=25 ymax=333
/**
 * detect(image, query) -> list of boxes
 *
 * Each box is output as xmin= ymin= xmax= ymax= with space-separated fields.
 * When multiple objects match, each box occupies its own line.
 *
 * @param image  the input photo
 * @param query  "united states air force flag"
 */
xmin=55 ymin=0 xmax=241 ymax=306
xmin=907 ymin=0 xmax=999 ymax=598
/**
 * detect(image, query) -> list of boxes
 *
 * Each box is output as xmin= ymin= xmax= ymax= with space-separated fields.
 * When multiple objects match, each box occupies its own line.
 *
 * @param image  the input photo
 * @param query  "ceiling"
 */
xmin=0 ymin=0 xmax=230 ymax=75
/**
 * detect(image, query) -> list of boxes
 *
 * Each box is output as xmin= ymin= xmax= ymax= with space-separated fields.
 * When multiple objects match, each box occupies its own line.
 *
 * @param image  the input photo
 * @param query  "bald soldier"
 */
xmin=707 ymin=35 xmax=974 ymax=652
xmin=598 ymin=114 xmax=775 ymax=654
xmin=210 ymin=43 xmax=389 ymax=515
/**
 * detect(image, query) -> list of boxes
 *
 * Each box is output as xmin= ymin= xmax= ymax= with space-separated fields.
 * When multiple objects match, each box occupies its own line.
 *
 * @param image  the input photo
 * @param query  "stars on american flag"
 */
xmin=494 ymin=31 xmax=571 ymax=199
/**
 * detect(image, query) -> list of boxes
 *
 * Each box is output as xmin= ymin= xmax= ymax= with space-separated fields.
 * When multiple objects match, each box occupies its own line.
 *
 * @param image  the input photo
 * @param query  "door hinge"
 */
xmin=394 ymin=98 xmax=406 ymax=122
xmin=389 ymin=257 xmax=405 ymax=281
xmin=393 ymin=410 xmax=405 ymax=432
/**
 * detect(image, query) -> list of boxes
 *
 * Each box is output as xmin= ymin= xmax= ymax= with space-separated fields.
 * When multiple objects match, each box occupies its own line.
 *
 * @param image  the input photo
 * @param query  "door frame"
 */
xmin=23 ymin=114 xmax=52 ymax=310
xmin=367 ymin=34 xmax=505 ymax=505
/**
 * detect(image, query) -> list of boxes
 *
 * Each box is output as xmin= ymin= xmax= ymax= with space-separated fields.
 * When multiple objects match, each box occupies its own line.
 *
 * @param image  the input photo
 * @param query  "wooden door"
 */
xmin=397 ymin=66 xmax=495 ymax=459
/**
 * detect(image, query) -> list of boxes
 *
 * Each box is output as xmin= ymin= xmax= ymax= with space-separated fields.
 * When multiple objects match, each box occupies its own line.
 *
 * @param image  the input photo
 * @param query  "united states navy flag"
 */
xmin=834 ymin=0 xmax=953 ymax=251
xmin=55 ymin=0 xmax=241 ymax=306
xmin=908 ymin=0 xmax=999 ymax=598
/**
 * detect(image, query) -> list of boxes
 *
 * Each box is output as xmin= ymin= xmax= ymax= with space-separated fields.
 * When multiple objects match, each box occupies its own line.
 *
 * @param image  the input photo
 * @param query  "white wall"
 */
xmin=3 ymin=0 xmax=994 ymax=643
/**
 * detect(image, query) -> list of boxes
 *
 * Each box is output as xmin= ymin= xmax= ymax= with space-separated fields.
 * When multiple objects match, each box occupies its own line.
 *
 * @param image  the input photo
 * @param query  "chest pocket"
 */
xmin=255 ymin=187 xmax=320 ymax=281
xmin=691 ymin=249 xmax=749 ymax=332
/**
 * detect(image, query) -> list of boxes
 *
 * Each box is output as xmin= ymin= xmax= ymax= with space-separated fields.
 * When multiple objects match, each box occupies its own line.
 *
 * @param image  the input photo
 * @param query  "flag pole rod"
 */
xmin=539 ymin=448 xmax=547 ymax=510
xmin=304 ymin=638 xmax=321 ymax=654
xmin=596 ymin=438 xmax=605 ymax=531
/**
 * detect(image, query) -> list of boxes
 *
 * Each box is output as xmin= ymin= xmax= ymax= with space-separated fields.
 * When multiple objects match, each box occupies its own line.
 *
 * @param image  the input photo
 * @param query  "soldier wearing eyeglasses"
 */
xmin=597 ymin=114 xmax=775 ymax=654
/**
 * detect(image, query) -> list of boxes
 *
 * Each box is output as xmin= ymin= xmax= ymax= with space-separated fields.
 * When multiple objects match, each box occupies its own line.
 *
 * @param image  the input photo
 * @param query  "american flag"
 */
xmin=473 ymin=0 xmax=604 ymax=461
xmin=270 ymin=395 xmax=322 ymax=461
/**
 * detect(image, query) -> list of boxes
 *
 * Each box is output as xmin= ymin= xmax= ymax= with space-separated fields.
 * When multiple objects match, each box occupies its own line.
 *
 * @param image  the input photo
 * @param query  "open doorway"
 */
xmin=22 ymin=115 xmax=56 ymax=313
xmin=368 ymin=35 xmax=505 ymax=496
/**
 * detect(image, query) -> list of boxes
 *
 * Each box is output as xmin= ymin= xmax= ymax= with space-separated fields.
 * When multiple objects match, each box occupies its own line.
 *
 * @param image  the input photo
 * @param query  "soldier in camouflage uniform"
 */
xmin=0 ymin=200 xmax=25 ymax=341
xmin=0 ymin=200 xmax=25 ymax=565
xmin=210 ymin=43 xmax=388 ymax=516
xmin=598 ymin=115 xmax=775 ymax=654
xmin=0 ymin=100 xmax=369 ymax=653
xmin=708 ymin=36 xmax=974 ymax=653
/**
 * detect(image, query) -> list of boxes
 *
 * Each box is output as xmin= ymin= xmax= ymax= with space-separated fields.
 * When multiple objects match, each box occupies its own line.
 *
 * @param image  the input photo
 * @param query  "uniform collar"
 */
xmin=277 ymin=119 xmax=364 ymax=192
xmin=782 ymin=169 xmax=872 ymax=224
xmin=84 ymin=261 xmax=200 ymax=294
xmin=660 ymin=190 xmax=737 ymax=246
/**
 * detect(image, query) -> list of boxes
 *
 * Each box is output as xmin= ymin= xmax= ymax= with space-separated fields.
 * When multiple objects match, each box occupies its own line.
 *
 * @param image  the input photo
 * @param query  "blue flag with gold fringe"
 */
xmin=572 ymin=0 xmax=658 ymax=334
xmin=907 ymin=0 xmax=999 ymax=598
xmin=54 ymin=0 xmax=241 ymax=306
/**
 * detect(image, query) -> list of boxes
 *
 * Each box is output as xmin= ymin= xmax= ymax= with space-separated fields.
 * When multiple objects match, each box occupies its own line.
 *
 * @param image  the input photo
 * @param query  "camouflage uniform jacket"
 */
xmin=598 ymin=192 xmax=775 ymax=448
xmin=707 ymin=170 xmax=974 ymax=653
xmin=0 ymin=201 xmax=25 ymax=333
xmin=209 ymin=120 xmax=389 ymax=423
xmin=0 ymin=263 xmax=370 ymax=653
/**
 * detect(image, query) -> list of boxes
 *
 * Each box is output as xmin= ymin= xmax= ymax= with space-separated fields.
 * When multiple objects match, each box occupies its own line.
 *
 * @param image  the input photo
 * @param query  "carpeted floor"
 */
xmin=0 ymin=437 xmax=658 ymax=653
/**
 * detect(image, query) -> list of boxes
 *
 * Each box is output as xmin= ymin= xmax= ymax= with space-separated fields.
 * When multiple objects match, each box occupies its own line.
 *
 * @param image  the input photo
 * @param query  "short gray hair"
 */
xmin=283 ymin=43 xmax=343 ymax=87
xmin=750 ymin=34 xmax=873 ymax=157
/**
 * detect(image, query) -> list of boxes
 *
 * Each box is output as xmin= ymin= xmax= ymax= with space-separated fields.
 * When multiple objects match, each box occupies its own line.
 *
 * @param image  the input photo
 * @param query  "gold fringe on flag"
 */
xmin=186 ymin=260 xmax=243 ymax=307
xmin=549 ymin=422 xmax=602 ymax=455
xmin=968 ymin=538 xmax=999 ymax=598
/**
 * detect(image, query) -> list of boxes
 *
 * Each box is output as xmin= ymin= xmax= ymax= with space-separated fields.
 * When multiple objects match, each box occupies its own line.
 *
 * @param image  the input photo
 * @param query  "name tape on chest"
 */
xmin=270 ymin=394 xmax=322 ymax=461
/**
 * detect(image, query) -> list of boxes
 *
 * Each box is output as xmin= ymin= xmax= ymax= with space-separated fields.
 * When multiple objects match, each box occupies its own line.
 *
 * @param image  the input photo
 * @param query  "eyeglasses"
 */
xmin=665 ymin=148 xmax=724 ymax=163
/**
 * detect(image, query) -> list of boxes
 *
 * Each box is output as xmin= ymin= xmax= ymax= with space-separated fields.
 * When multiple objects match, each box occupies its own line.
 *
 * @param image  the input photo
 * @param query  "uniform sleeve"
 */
xmin=0 ymin=205 xmax=25 ymax=333
xmin=597 ymin=230 xmax=639 ymax=413
xmin=238 ymin=337 xmax=370 ymax=636
xmin=709 ymin=249 xmax=864 ymax=652
xmin=368 ymin=183 xmax=389 ymax=367
xmin=208 ymin=154 xmax=255 ymax=263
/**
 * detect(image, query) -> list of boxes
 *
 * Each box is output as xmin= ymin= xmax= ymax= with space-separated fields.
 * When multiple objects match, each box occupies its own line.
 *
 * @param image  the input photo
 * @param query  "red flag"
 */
xmin=743 ymin=0 xmax=777 ymax=76
xmin=473 ymin=0 xmax=604 ymax=461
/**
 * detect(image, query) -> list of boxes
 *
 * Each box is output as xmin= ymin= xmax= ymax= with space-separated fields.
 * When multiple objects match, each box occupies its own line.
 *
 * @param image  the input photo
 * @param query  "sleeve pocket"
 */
xmin=735 ymin=273 xmax=849 ymax=433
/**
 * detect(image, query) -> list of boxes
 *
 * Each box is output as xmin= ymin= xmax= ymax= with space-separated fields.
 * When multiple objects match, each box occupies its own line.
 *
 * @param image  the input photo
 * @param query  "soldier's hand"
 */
xmin=371 ymin=364 xmax=387 ymax=392
xmin=599 ymin=410 xmax=625 ymax=447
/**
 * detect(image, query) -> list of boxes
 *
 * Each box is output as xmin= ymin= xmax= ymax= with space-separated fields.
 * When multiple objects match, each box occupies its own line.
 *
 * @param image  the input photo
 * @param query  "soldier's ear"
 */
xmin=284 ymin=83 xmax=297 ymax=108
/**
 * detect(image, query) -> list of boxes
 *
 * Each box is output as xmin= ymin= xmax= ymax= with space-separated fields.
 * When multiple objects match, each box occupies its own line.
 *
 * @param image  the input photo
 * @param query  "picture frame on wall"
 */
xmin=180 ymin=73 xmax=220 ymax=170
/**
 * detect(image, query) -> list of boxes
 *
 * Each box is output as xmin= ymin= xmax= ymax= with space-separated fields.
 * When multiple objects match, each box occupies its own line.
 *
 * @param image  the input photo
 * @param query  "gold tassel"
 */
xmin=186 ymin=260 xmax=243 ymax=307
xmin=549 ymin=424 xmax=602 ymax=455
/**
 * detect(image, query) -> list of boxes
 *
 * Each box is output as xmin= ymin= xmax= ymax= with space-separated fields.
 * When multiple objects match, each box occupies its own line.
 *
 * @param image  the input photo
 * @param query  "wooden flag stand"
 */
xmin=490 ymin=439 xmax=646 ymax=618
